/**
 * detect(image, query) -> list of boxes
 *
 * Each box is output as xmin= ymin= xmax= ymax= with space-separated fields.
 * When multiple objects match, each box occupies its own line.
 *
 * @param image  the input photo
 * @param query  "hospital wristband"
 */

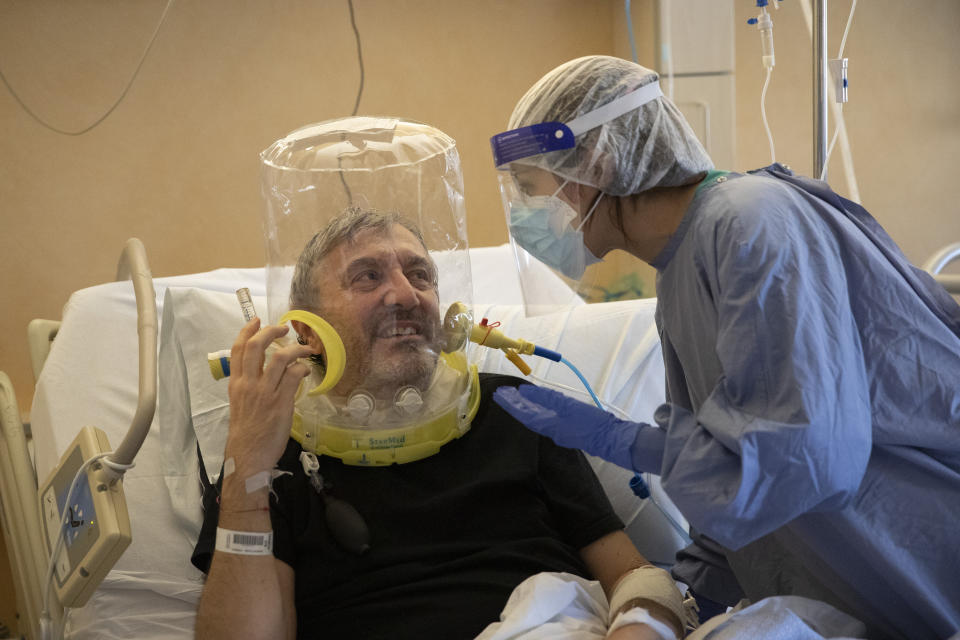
xmin=215 ymin=527 xmax=273 ymax=556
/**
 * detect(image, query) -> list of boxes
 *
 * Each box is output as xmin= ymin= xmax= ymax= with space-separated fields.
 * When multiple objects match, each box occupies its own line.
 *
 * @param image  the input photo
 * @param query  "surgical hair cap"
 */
xmin=508 ymin=55 xmax=713 ymax=196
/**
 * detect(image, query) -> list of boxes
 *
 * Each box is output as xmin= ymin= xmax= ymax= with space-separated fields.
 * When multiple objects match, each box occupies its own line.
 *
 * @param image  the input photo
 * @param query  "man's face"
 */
xmin=309 ymin=225 xmax=442 ymax=400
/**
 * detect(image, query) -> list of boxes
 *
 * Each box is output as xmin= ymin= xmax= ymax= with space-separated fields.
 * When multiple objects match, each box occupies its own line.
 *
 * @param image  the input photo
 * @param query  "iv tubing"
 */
xmin=625 ymin=0 xmax=639 ymax=64
xmin=819 ymin=0 xmax=859 ymax=181
xmin=760 ymin=66 xmax=776 ymax=165
xmin=800 ymin=0 xmax=860 ymax=200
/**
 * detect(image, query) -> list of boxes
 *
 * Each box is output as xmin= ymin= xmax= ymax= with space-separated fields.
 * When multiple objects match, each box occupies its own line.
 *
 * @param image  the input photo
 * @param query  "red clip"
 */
xmin=478 ymin=320 xmax=500 ymax=346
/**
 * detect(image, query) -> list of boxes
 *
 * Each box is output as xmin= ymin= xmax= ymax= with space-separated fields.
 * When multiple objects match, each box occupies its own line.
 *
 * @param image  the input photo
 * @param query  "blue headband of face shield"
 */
xmin=489 ymin=80 xmax=664 ymax=168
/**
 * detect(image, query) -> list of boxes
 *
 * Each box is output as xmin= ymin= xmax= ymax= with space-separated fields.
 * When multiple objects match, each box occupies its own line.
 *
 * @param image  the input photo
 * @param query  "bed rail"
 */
xmin=0 ymin=371 xmax=50 ymax=638
xmin=106 ymin=238 xmax=158 ymax=476
xmin=0 ymin=238 xmax=157 ymax=638
xmin=922 ymin=242 xmax=960 ymax=294
xmin=27 ymin=320 xmax=61 ymax=384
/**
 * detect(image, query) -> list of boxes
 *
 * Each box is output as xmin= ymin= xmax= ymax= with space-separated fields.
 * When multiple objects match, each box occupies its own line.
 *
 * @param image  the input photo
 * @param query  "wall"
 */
xmin=733 ymin=0 xmax=960 ymax=265
xmin=615 ymin=0 xmax=960 ymax=300
xmin=0 ymin=0 xmax=617 ymax=415
xmin=609 ymin=0 xmax=736 ymax=300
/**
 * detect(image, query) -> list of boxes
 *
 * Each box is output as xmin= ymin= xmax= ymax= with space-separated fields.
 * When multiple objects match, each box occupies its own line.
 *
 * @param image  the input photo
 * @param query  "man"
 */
xmin=192 ymin=209 xmax=686 ymax=640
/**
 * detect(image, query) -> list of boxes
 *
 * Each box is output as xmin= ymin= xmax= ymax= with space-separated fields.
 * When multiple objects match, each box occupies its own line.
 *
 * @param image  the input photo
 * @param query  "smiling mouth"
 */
xmin=378 ymin=325 xmax=423 ymax=339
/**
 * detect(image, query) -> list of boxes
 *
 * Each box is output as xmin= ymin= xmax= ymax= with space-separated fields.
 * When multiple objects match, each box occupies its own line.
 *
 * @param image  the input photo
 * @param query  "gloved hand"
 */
xmin=493 ymin=384 xmax=665 ymax=472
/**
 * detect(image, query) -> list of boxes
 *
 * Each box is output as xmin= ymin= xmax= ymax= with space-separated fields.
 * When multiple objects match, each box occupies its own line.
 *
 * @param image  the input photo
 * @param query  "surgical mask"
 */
xmin=508 ymin=183 xmax=604 ymax=279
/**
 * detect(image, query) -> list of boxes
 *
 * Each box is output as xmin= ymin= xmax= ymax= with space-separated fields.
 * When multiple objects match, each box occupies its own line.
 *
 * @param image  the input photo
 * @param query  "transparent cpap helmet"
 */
xmin=260 ymin=117 xmax=479 ymax=466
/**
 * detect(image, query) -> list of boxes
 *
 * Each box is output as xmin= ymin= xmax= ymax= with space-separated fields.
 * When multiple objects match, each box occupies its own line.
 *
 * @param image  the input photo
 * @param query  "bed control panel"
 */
xmin=39 ymin=425 xmax=132 ymax=608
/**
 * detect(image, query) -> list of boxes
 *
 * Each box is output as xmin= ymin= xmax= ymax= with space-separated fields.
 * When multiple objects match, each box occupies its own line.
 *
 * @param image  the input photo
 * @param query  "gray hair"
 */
xmin=289 ymin=207 xmax=433 ymax=311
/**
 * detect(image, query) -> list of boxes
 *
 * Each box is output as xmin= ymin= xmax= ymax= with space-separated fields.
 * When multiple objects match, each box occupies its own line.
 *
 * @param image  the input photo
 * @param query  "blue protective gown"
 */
xmin=647 ymin=165 xmax=960 ymax=640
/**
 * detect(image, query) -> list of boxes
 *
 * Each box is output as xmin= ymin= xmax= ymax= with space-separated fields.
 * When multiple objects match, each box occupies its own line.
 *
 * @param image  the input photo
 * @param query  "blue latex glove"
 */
xmin=493 ymin=384 xmax=665 ymax=472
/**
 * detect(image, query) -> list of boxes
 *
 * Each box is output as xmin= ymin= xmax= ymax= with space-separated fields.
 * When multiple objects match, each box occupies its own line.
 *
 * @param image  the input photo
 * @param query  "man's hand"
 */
xmin=223 ymin=319 xmax=314 ymax=476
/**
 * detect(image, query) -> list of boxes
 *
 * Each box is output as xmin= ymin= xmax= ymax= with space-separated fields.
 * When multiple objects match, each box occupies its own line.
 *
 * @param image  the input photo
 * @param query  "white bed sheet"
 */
xmin=30 ymin=244 xmax=682 ymax=639
xmin=476 ymin=572 xmax=871 ymax=640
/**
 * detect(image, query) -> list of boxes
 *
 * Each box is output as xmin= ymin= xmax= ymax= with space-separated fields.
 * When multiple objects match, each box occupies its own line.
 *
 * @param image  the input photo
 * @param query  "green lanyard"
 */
xmin=695 ymin=169 xmax=731 ymax=195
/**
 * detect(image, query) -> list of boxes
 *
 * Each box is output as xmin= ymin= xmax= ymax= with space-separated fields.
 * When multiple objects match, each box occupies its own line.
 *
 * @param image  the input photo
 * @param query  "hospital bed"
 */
xmin=0 ymin=239 xmax=688 ymax=640
xmin=5 ymin=238 xmax=958 ymax=640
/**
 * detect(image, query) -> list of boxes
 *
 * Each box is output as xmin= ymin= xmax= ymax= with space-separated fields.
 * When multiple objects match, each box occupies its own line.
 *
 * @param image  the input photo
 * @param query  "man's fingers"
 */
xmin=263 ymin=342 xmax=317 ymax=390
xmin=277 ymin=360 xmax=312 ymax=398
xmin=230 ymin=318 xmax=262 ymax=379
xmin=240 ymin=324 xmax=291 ymax=380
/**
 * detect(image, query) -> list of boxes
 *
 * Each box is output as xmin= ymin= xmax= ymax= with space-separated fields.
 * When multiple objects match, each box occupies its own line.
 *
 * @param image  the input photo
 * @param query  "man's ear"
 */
xmin=290 ymin=320 xmax=317 ymax=348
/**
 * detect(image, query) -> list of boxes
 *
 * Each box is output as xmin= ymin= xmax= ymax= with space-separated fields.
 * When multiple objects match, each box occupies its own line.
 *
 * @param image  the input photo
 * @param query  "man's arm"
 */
xmin=580 ymin=530 xmax=685 ymax=639
xmin=195 ymin=319 xmax=313 ymax=640
xmin=196 ymin=511 xmax=296 ymax=640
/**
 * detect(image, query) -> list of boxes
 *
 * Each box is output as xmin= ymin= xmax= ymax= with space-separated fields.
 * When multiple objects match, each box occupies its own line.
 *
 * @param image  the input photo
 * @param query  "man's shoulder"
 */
xmin=477 ymin=372 xmax=532 ymax=410
xmin=474 ymin=373 xmax=538 ymax=434
xmin=478 ymin=371 xmax=529 ymax=392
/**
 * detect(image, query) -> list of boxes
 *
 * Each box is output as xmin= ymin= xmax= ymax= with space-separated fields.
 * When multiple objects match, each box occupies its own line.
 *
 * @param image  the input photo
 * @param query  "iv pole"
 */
xmin=813 ymin=0 xmax=828 ymax=179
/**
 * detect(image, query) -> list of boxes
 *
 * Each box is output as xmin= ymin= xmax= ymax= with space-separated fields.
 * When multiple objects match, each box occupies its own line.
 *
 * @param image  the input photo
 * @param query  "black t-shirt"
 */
xmin=192 ymin=374 xmax=623 ymax=639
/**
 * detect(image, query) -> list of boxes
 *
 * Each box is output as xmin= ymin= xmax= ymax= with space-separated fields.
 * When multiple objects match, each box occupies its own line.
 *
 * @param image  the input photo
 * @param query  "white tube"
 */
xmin=761 ymin=66 xmax=776 ymax=164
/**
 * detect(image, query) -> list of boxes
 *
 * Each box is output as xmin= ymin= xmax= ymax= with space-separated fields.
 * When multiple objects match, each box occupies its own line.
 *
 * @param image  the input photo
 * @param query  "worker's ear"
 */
xmin=575 ymin=181 xmax=605 ymax=217
xmin=589 ymin=151 xmax=616 ymax=191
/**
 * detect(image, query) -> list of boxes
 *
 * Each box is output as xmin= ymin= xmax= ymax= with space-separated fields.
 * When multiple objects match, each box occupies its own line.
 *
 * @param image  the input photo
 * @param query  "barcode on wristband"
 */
xmin=216 ymin=527 xmax=273 ymax=555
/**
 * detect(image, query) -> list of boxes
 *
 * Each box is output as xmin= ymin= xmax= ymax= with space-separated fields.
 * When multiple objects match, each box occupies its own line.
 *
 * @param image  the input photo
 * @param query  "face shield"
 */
xmin=492 ymin=84 xmax=663 ymax=314
xmin=491 ymin=56 xmax=713 ymax=316
xmin=260 ymin=117 xmax=479 ymax=465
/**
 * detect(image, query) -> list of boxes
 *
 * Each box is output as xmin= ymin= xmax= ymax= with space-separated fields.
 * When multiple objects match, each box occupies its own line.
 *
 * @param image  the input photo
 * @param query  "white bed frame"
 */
xmin=0 ymin=239 xmax=157 ymax=640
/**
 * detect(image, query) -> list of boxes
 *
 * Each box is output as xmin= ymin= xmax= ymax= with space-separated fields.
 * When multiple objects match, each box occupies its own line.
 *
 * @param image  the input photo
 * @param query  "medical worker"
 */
xmin=491 ymin=55 xmax=960 ymax=640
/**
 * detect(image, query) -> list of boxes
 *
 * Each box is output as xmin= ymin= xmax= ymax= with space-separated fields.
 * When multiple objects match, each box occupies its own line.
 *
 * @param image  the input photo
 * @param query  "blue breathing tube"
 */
xmin=546 ymin=352 xmax=691 ymax=544
xmin=466 ymin=315 xmax=691 ymax=543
